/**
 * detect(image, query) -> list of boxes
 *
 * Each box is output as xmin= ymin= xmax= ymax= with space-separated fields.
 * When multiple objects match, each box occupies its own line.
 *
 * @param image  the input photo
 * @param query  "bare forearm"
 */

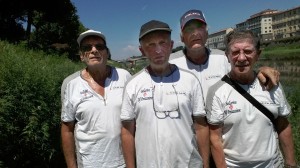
xmin=278 ymin=123 xmax=296 ymax=166
xmin=62 ymin=134 xmax=77 ymax=167
xmin=61 ymin=122 xmax=77 ymax=168
xmin=210 ymin=124 xmax=227 ymax=168
xmin=211 ymin=142 xmax=227 ymax=168
xmin=194 ymin=117 xmax=210 ymax=168
xmin=121 ymin=122 xmax=136 ymax=168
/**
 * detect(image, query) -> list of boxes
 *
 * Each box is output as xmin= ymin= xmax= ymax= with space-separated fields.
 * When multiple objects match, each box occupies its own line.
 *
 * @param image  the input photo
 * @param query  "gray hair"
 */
xmin=224 ymin=30 xmax=260 ymax=55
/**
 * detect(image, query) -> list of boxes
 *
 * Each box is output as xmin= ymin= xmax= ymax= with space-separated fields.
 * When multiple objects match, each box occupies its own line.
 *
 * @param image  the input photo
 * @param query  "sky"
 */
xmin=71 ymin=0 xmax=299 ymax=61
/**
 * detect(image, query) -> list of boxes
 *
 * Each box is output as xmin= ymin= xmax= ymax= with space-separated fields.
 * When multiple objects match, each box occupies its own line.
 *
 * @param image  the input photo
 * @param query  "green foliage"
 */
xmin=281 ymin=81 xmax=300 ymax=162
xmin=0 ymin=0 xmax=82 ymax=60
xmin=0 ymin=41 xmax=83 ymax=167
xmin=261 ymin=43 xmax=300 ymax=60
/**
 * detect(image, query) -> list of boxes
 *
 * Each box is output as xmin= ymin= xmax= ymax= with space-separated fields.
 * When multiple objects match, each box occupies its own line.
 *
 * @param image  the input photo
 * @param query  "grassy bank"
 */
xmin=261 ymin=43 xmax=300 ymax=60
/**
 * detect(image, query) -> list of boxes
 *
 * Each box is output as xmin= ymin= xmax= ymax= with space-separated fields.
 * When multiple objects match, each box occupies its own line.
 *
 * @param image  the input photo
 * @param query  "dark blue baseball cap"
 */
xmin=180 ymin=9 xmax=206 ymax=30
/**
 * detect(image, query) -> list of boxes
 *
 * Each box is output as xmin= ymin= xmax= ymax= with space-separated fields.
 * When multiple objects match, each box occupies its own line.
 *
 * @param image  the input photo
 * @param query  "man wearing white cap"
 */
xmin=61 ymin=29 xmax=131 ymax=168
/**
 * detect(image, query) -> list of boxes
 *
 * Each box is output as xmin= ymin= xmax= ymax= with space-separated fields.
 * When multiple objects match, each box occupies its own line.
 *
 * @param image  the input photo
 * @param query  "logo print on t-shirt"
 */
xmin=80 ymin=89 xmax=93 ymax=100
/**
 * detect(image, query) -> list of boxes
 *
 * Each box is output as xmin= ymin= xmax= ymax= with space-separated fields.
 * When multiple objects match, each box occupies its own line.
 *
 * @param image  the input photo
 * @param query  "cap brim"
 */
xmin=139 ymin=28 xmax=172 ymax=40
xmin=181 ymin=18 xmax=206 ymax=30
xmin=77 ymin=32 xmax=106 ymax=46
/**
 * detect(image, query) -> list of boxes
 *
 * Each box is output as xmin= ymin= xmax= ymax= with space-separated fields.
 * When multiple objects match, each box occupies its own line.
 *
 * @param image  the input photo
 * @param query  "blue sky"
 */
xmin=71 ymin=0 xmax=299 ymax=61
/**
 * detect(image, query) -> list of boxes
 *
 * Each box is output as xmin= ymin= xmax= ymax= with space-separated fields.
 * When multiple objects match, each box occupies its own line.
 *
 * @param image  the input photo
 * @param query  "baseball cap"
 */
xmin=139 ymin=20 xmax=172 ymax=40
xmin=180 ymin=9 xmax=206 ymax=30
xmin=77 ymin=29 xmax=106 ymax=46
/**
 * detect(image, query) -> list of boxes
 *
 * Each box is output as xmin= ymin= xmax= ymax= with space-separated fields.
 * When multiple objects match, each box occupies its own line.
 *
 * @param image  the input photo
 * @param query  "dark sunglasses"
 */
xmin=80 ymin=44 xmax=107 ymax=52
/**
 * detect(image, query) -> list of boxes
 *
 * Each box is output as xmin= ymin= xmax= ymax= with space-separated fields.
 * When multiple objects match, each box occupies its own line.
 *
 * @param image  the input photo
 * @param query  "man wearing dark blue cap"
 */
xmin=169 ymin=9 xmax=281 ymax=168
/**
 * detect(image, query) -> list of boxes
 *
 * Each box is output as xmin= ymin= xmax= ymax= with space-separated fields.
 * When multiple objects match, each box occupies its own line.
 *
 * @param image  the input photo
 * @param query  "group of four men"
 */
xmin=61 ymin=9 xmax=296 ymax=168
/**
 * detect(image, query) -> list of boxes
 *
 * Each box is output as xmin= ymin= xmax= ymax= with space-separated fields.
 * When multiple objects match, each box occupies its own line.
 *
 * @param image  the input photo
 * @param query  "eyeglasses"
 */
xmin=152 ymin=84 xmax=180 ymax=119
xmin=230 ymin=49 xmax=256 ymax=58
xmin=80 ymin=44 xmax=107 ymax=52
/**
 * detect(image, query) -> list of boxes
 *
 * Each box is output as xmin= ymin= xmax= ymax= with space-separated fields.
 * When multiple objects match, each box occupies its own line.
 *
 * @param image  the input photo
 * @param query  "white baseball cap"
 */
xmin=77 ymin=29 xmax=106 ymax=46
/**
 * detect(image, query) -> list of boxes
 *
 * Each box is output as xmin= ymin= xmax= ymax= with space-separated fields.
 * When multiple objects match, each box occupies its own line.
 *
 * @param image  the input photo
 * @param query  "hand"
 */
xmin=257 ymin=66 xmax=280 ymax=90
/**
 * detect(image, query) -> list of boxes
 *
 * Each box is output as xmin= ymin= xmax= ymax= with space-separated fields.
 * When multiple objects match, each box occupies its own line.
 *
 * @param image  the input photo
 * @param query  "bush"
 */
xmin=0 ymin=41 xmax=83 ymax=167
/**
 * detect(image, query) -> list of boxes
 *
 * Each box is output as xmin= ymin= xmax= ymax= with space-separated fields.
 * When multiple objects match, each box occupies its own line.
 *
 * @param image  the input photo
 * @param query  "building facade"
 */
xmin=272 ymin=6 xmax=300 ymax=40
xmin=207 ymin=28 xmax=234 ymax=50
xmin=206 ymin=6 xmax=300 ymax=51
xmin=236 ymin=9 xmax=279 ymax=42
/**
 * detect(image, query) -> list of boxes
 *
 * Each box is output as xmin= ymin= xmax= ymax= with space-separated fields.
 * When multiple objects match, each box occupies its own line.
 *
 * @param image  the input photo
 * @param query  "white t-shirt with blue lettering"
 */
xmin=61 ymin=67 xmax=131 ymax=168
xmin=121 ymin=66 xmax=205 ymax=168
xmin=206 ymin=77 xmax=290 ymax=167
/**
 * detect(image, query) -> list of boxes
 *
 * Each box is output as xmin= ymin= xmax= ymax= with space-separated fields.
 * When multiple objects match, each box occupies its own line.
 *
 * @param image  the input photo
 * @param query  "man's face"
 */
xmin=227 ymin=38 xmax=260 ymax=77
xmin=181 ymin=20 xmax=208 ymax=50
xmin=139 ymin=31 xmax=173 ymax=67
xmin=80 ymin=36 xmax=108 ymax=67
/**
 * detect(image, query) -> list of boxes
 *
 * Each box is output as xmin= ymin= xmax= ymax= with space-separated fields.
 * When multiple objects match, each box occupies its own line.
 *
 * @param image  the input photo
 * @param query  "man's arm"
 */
xmin=276 ymin=117 xmax=297 ymax=167
xmin=257 ymin=66 xmax=280 ymax=90
xmin=209 ymin=124 xmax=227 ymax=168
xmin=121 ymin=120 xmax=136 ymax=168
xmin=61 ymin=121 xmax=77 ymax=168
xmin=194 ymin=116 xmax=210 ymax=168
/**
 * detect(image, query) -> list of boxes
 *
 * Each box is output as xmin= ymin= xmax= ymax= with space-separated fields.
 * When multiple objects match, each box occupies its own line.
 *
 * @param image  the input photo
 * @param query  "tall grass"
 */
xmin=0 ymin=41 xmax=83 ymax=167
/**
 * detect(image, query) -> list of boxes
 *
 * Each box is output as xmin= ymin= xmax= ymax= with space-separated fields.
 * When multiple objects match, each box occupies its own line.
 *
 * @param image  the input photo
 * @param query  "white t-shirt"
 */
xmin=169 ymin=48 xmax=230 ymax=102
xmin=61 ymin=67 xmax=131 ymax=168
xmin=206 ymin=76 xmax=291 ymax=167
xmin=121 ymin=66 xmax=205 ymax=168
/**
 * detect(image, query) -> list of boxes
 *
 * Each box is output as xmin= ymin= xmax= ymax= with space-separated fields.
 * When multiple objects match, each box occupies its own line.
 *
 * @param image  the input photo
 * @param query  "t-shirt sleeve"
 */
xmin=192 ymin=78 xmax=206 ymax=117
xmin=206 ymin=87 xmax=225 ymax=125
xmin=61 ymin=83 xmax=75 ymax=122
xmin=120 ymin=84 xmax=136 ymax=121
xmin=277 ymin=83 xmax=291 ymax=117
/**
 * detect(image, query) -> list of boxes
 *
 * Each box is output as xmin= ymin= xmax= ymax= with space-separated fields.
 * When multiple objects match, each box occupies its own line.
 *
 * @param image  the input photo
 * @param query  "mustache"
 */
xmin=235 ymin=62 xmax=249 ymax=67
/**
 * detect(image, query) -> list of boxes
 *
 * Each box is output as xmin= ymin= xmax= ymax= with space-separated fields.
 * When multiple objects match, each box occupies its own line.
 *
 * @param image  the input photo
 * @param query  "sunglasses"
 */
xmin=80 ymin=44 xmax=107 ymax=52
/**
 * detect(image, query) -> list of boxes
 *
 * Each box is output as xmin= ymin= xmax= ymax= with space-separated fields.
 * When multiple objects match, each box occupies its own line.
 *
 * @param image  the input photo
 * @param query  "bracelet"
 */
xmin=284 ymin=164 xmax=299 ymax=168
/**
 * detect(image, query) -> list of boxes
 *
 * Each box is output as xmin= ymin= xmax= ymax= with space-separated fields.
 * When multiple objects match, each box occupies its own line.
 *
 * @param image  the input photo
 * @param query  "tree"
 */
xmin=0 ymin=0 xmax=83 ymax=59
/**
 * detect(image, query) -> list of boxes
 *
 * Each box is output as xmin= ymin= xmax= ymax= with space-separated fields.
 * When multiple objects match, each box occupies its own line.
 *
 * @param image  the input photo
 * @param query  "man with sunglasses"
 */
xmin=169 ymin=9 xmax=281 ymax=167
xmin=121 ymin=20 xmax=207 ymax=168
xmin=61 ymin=30 xmax=131 ymax=168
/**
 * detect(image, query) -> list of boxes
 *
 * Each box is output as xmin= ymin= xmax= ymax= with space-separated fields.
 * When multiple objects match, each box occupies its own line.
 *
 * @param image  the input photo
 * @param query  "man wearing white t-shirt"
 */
xmin=206 ymin=30 xmax=296 ymax=168
xmin=169 ymin=9 xmax=281 ymax=167
xmin=121 ymin=20 xmax=208 ymax=168
xmin=61 ymin=30 xmax=131 ymax=168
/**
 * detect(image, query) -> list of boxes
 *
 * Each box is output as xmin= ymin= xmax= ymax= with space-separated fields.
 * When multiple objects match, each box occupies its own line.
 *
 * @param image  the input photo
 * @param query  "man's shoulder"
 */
xmin=124 ymin=68 xmax=146 ymax=86
xmin=114 ymin=67 xmax=131 ymax=76
xmin=62 ymin=71 xmax=81 ymax=85
xmin=170 ymin=50 xmax=185 ymax=61
xmin=208 ymin=48 xmax=225 ymax=56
